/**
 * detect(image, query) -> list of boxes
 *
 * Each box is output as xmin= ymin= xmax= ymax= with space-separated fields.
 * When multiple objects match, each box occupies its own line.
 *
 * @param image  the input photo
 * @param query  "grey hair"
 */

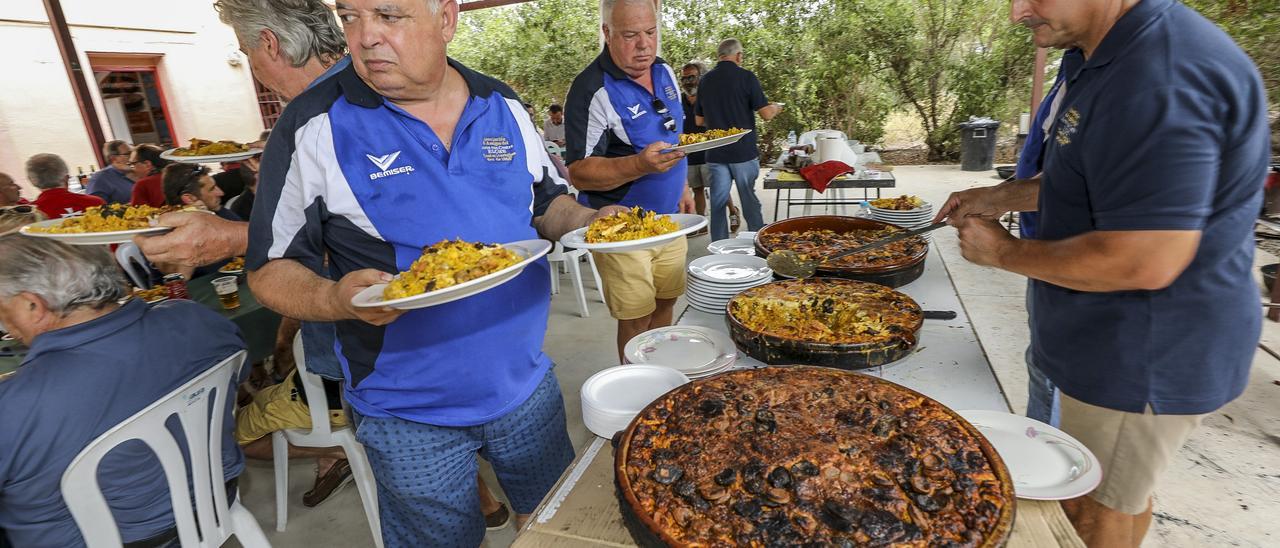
xmin=717 ymin=38 xmax=743 ymax=58
xmin=602 ymin=0 xmax=655 ymax=28
xmin=0 ymin=234 xmax=127 ymax=314
xmin=214 ymin=0 xmax=347 ymax=67
xmin=682 ymin=61 xmax=707 ymax=76
xmin=25 ymin=153 xmax=69 ymax=190
xmin=101 ymin=139 xmax=129 ymax=159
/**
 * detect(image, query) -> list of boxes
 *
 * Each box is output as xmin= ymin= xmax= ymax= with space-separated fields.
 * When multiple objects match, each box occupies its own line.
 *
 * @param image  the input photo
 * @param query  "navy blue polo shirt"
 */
xmin=694 ymin=60 xmax=768 ymax=164
xmin=1032 ymin=0 xmax=1269 ymax=414
xmin=0 ymin=299 xmax=245 ymax=547
xmin=564 ymin=49 xmax=686 ymax=213
xmin=246 ymin=60 xmax=569 ymax=426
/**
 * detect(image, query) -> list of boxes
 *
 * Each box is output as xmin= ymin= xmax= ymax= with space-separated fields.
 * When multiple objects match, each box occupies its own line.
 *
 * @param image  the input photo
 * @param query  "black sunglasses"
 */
xmin=0 ymin=205 xmax=35 ymax=216
xmin=651 ymin=98 xmax=676 ymax=133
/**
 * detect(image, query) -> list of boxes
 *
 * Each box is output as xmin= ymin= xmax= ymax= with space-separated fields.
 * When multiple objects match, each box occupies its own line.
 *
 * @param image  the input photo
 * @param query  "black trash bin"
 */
xmin=959 ymin=118 xmax=1001 ymax=172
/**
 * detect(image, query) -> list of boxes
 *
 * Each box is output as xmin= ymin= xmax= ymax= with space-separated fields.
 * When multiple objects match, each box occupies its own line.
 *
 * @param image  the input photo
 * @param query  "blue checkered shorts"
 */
xmin=353 ymin=369 xmax=574 ymax=547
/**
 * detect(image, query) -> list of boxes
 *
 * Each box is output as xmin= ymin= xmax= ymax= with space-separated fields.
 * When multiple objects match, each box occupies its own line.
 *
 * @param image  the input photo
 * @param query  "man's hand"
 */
xmin=331 ymin=269 xmax=404 ymax=326
xmin=590 ymin=205 xmax=631 ymax=223
xmin=933 ymin=186 xmax=1005 ymax=225
xmin=635 ymin=142 xmax=686 ymax=174
xmin=133 ymin=212 xmax=248 ymax=267
xmin=955 ymin=218 xmax=1017 ymax=268
xmin=678 ymin=186 xmax=696 ymax=214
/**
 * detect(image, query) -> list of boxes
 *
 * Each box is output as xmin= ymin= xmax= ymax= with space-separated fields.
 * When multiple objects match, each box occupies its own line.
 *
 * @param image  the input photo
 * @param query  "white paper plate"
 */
xmin=160 ymin=148 xmax=262 ymax=163
xmin=581 ymin=365 xmax=689 ymax=438
xmin=624 ymin=326 xmax=736 ymax=374
xmin=19 ymin=219 xmax=171 ymax=245
xmin=959 ymin=410 xmax=1103 ymax=500
xmin=687 ymin=254 xmax=771 ymax=284
xmin=561 ymin=214 xmax=707 ymax=253
xmin=707 ymin=238 xmax=756 ymax=255
xmin=669 ymin=130 xmax=751 ymax=154
xmin=688 ymin=274 xmax=772 ymax=288
xmin=686 ymin=285 xmax=751 ymax=300
xmin=351 ymin=239 xmax=551 ymax=310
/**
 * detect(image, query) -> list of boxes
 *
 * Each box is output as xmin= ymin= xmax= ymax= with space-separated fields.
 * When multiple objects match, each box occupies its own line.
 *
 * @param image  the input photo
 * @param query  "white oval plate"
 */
xmin=959 ymin=410 xmax=1103 ymax=500
xmin=688 ymin=254 xmax=771 ymax=284
xmin=581 ymin=365 xmax=689 ymax=437
xmin=669 ymin=130 xmax=751 ymax=154
xmin=160 ymin=148 xmax=262 ymax=163
xmin=707 ymin=238 xmax=756 ymax=255
xmin=19 ymin=219 xmax=171 ymax=245
xmin=561 ymin=214 xmax=707 ymax=253
xmin=351 ymin=239 xmax=551 ymax=310
xmin=688 ymin=276 xmax=772 ymax=289
xmin=624 ymin=326 xmax=737 ymax=374
xmin=686 ymin=285 xmax=751 ymax=301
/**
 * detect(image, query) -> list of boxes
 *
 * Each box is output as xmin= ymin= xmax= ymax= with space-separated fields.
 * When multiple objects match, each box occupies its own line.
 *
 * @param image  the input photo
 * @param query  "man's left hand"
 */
xmin=590 ymin=205 xmax=631 ymax=223
xmin=133 ymin=212 xmax=248 ymax=267
xmin=955 ymin=217 xmax=1016 ymax=268
xmin=678 ymin=188 xmax=696 ymax=214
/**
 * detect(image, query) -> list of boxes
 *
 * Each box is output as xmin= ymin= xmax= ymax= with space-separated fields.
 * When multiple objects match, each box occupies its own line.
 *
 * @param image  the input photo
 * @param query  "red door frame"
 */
xmin=88 ymin=59 xmax=180 ymax=146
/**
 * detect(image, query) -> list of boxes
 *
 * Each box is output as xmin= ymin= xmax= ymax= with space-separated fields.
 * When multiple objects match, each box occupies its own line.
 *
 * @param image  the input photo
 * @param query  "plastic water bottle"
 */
xmin=786 ymin=130 xmax=797 ymax=146
xmin=856 ymin=200 xmax=872 ymax=218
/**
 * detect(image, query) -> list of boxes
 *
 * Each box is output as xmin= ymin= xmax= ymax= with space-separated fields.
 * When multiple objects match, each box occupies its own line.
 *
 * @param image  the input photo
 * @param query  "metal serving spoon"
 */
xmin=767 ymin=222 xmax=950 ymax=279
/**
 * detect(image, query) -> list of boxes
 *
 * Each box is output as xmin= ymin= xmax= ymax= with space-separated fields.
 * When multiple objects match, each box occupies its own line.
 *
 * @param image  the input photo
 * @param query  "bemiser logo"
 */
xmin=366 ymin=151 xmax=415 ymax=180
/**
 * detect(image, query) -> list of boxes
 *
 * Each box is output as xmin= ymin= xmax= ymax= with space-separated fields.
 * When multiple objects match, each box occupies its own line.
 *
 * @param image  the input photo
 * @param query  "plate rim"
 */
xmin=706 ymin=237 xmax=757 ymax=255
xmin=581 ymin=364 xmax=690 ymax=414
xmin=687 ymin=254 xmax=772 ymax=284
xmin=351 ymin=238 xmax=551 ymax=309
xmin=623 ymin=325 xmax=737 ymax=373
xmin=669 ymin=129 xmax=751 ymax=153
xmin=19 ymin=218 xmax=172 ymax=244
xmin=160 ymin=148 xmax=263 ymax=163
xmin=958 ymin=409 xmax=1103 ymax=500
xmin=561 ymin=214 xmax=707 ymax=252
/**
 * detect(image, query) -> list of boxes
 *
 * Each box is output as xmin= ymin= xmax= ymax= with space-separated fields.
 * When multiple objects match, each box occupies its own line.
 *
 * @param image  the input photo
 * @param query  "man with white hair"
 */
xmin=0 ymin=235 xmax=246 ymax=547
xmin=86 ymin=140 xmax=135 ymax=204
xmin=245 ymin=0 xmax=623 ymax=544
xmin=696 ymin=38 xmax=781 ymax=241
xmin=564 ymin=0 xmax=695 ymax=361
xmin=27 ymin=153 xmax=104 ymax=219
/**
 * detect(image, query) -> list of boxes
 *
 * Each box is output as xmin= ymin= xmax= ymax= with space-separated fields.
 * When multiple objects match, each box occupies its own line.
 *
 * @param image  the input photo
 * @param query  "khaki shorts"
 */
xmin=1059 ymin=393 xmax=1206 ymax=514
xmin=235 ymin=374 xmax=348 ymax=445
xmin=687 ymin=164 xmax=711 ymax=190
xmin=592 ymin=237 xmax=688 ymax=320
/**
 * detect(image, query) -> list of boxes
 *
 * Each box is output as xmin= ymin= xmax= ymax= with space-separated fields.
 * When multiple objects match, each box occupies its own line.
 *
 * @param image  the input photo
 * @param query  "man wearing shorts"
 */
xmin=936 ymin=0 xmax=1268 ymax=545
xmin=565 ymin=0 xmax=695 ymax=360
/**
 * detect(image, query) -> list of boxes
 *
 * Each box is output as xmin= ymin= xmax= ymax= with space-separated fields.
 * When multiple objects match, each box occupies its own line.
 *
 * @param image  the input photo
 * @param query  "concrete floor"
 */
xmin=234 ymin=165 xmax=1280 ymax=547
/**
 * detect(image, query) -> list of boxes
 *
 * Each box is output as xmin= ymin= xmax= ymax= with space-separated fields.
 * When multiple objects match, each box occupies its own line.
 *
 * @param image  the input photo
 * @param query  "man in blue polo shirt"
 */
xmin=0 ymin=236 xmax=245 ymax=548
xmin=564 ymin=0 xmax=695 ymax=361
xmin=246 ymin=0 xmax=623 ymax=545
xmin=86 ymin=140 xmax=135 ymax=204
xmin=936 ymin=0 xmax=1269 ymax=545
xmin=696 ymin=38 xmax=781 ymax=242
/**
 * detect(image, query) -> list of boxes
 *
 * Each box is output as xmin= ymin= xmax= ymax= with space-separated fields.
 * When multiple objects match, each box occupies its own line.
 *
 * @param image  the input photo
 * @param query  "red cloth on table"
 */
xmin=33 ymin=187 xmax=104 ymax=219
xmin=129 ymin=173 xmax=165 ymax=207
xmin=799 ymin=160 xmax=855 ymax=194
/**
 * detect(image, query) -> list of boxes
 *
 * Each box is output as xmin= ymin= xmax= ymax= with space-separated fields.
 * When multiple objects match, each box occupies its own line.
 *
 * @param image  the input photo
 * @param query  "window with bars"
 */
xmin=255 ymin=79 xmax=285 ymax=130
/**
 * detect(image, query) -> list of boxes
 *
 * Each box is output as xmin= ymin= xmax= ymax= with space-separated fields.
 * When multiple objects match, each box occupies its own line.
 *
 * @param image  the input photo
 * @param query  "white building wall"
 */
xmin=0 ymin=0 xmax=263 ymax=196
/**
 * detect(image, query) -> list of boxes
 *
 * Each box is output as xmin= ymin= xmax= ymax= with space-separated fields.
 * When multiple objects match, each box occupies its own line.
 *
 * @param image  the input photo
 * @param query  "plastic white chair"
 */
xmin=114 ymin=242 xmax=152 ymax=288
xmin=547 ymin=242 xmax=606 ymax=318
xmin=60 ymin=351 xmax=269 ymax=548
xmin=272 ymin=334 xmax=382 ymax=547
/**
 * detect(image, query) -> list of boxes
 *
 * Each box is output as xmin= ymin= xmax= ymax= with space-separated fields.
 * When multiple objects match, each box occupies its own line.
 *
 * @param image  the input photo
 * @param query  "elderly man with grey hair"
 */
xmin=0 ymin=235 xmax=246 ymax=547
xmin=27 ymin=153 xmax=103 ymax=220
xmin=87 ymin=140 xmax=135 ymax=204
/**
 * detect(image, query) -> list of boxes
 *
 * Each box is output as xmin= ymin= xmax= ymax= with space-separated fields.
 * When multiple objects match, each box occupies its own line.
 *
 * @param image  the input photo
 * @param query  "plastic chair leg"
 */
xmin=568 ymin=256 xmax=589 ymax=318
xmin=272 ymin=432 xmax=289 ymax=532
xmin=587 ymin=253 xmax=606 ymax=305
xmin=230 ymin=500 xmax=272 ymax=548
xmin=342 ymin=437 xmax=384 ymax=548
xmin=548 ymin=259 xmax=560 ymax=294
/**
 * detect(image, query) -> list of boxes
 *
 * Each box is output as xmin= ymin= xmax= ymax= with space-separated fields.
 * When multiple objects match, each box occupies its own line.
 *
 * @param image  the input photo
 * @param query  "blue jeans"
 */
xmin=353 ymin=369 xmax=574 ymax=547
xmin=708 ymin=160 xmax=766 ymax=241
xmin=299 ymin=321 xmax=344 ymax=381
xmin=1025 ymin=283 xmax=1060 ymax=426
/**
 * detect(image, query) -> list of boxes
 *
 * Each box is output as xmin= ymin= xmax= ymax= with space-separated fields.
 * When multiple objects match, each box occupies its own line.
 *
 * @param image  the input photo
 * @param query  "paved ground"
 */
xmin=234 ymin=165 xmax=1279 ymax=547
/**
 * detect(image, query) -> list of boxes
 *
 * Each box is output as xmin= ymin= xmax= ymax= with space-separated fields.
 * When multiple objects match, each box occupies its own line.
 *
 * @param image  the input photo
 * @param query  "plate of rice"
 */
xmin=19 ymin=204 xmax=179 ymax=245
xmin=351 ymin=238 xmax=552 ymax=310
xmin=561 ymin=208 xmax=707 ymax=253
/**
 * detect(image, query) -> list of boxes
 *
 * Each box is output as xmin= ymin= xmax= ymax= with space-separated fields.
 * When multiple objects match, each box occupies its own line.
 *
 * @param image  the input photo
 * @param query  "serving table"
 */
xmin=764 ymin=169 xmax=897 ymax=222
xmin=515 ymin=243 xmax=1085 ymax=547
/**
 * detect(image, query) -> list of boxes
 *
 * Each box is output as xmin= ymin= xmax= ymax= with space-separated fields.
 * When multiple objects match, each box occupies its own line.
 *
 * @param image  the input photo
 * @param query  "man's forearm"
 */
xmin=247 ymin=259 xmax=348 ymax=321
xmin=998 ymin=230 xmax=1199 ymax=292
xmin=533 ymin=194 xmax=597 ymax=242
xmin=567 ymin=156 xmax=646 ymax=191
xmin=994 ymin=177 xmax=1041 ymax=213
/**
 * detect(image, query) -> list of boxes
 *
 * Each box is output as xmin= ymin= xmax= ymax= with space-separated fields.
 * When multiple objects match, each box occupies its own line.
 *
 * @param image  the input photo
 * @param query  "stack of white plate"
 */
xmin=581 ymin=365 xmax=690 ymax=438
xmin=685 ymin=255 xmax=772 ymax=315
xmin=624 ymin=326 xmax=737 ymax=380
xmin=871 ymin=202 xmax=934 ymax=240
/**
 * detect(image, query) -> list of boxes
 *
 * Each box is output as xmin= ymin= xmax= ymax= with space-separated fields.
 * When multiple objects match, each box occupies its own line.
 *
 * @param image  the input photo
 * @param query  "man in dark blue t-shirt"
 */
xmin=936 ymin=1 xmax=1268 ymax=545
xmin=695 ymin=38 xmax=782 ymax=241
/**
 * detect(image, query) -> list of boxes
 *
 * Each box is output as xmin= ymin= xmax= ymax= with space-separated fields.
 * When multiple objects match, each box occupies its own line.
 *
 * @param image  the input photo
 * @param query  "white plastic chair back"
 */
xmin=114 ymin=242 xmax=152 ymax=289
xmin=60 ymin=350 xmax=269 ymax=548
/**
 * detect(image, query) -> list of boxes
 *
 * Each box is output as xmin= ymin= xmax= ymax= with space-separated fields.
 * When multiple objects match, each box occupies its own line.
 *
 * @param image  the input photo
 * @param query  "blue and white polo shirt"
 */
xmin=564 ymin=48 xmax=686 ymax=213
xmin=246 ymin=60 xmax=569 ymax=426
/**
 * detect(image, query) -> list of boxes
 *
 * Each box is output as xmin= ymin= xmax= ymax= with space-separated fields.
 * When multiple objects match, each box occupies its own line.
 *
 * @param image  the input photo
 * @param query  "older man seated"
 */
xmin=0 ymin=236 xmax=246 ymax=547
xmin=28 ymin=153 xmax=104 ymax=219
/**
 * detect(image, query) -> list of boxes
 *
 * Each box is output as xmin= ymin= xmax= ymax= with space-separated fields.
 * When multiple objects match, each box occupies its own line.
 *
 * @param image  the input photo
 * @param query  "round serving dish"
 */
xmin=754 ymin=215 xmax=928 ymax=287
xmin=725 ymin=278 xmax=923 ymax=370
xmin=614 ymin=366 xmax=1016 ymax=548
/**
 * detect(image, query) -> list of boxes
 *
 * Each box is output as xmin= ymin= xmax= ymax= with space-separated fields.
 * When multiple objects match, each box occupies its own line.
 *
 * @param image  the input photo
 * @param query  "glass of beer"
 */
xmin=212 ymin=276 xmax=240 ymax=310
